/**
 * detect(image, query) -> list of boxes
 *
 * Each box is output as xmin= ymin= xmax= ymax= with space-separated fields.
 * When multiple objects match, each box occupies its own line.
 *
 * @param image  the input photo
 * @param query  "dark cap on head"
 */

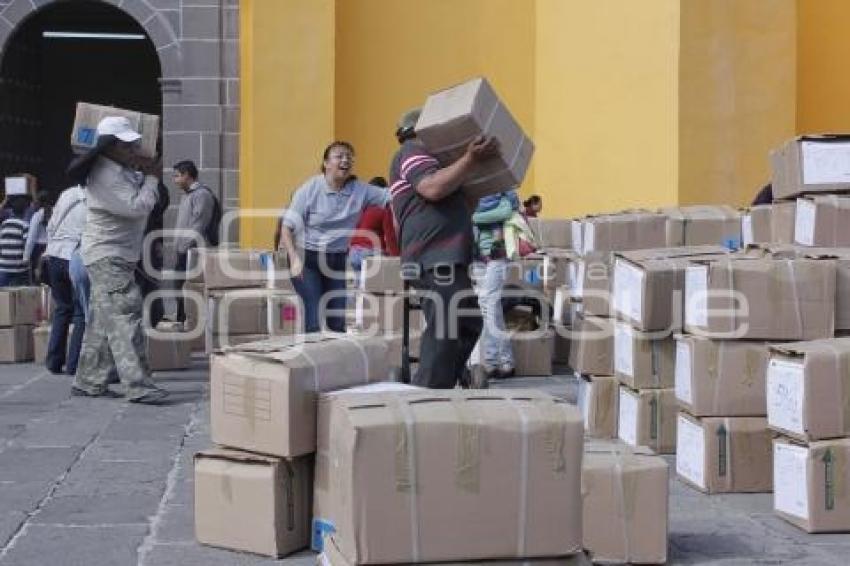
xmin=395 ymin=108 xmax=421 ymax=142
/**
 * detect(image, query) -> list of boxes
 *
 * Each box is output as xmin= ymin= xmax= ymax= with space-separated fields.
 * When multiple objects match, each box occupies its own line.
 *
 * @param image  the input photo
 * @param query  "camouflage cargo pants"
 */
xmin=73 ymin=257 xmax=157 ymax=397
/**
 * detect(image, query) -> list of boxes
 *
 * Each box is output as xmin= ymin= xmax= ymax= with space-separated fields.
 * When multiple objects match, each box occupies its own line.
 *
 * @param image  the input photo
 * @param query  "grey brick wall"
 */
xmin=0 ymin=0 xmax=241 ymax=245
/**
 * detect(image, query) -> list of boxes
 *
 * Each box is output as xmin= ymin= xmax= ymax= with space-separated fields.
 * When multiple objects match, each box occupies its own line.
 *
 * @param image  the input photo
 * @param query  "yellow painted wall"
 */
xmin=239 ymin=0 xmax=335 ymax=247
xmin=333 ymin=0 xmax=536 ymax=194
xmin=678 ymin=0 xmax=796 ymax=207
xmin=534 ymin=0 xmax=680 ymax=218
xmin=797 ymin=0 xmax=850 ymax=133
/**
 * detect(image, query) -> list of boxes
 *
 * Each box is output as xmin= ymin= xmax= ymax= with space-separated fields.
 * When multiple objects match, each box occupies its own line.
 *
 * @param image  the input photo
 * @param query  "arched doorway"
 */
xmin=0 ymin=0 xmax=161 ymax=196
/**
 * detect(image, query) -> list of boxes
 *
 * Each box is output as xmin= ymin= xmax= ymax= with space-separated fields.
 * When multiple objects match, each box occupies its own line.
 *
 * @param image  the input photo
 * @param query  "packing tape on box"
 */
xmin=431 ymin=102 xmax=502 ymax=156
xmin=711 ymin=340 xmax=724 ymax=415
xmin=650 ymin=390 xmax=662 ymax=453
xmin=784 ymin=260 xmax=804 ymax=339
xmin=465 ymin=134 xmax=531 ymax=191
xmin=721 ymin=417 xmax=733 ymax=492
xmin=452 ymin=398 xmax=481 ymax=494
xmin=826 ymin=344 xmax=850 ymax=439
xmin=389 ymin=397 xmax=421 ymax=562
xmin=650 ymin=340 xmax=661 ymax=387
xmin=610 ymin=445 xmax=635 ymax=563
xmin=510 ymin=398 xmax=531 ymax=558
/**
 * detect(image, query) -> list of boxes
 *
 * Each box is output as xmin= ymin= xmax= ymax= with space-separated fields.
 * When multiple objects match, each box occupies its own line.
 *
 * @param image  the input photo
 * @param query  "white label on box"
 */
xmin=613 ymin=259 xmax=645 ymax=324
xmin=571 ymin=221 xmax=583 ymax=254
xmin=794 ymin=199 xmax=817 ymax=246
xmin=774 ymin=442 xmax=810 ymax=520
xmin=617 ymin=387 xmax=639 ymax=447
xmin=685 ymin=266 xmax=709 ymax=328
xmin=577 ymin=378 xmax=591 ymax=429
xmin=614 ymin=321 xmax=634 ymax=377
xmin=675 ymin=340 xmax=693 ymax=405
xmin=742 ymin=214 xmax=754 ymax=247
xmin=584 ymin=223 xmax=596 ymax=254
xmin=553 ymin=287 xmax=565 ymax=323
xmin=676 ymin=414 xmax=706 ymax=489
xmin=4 ymin=177 xmax=26 ymax=196
xmin=801 ymin=140 xmax=850 ymax=185
xmin=767 ymin=359 xmax=806 ymax=436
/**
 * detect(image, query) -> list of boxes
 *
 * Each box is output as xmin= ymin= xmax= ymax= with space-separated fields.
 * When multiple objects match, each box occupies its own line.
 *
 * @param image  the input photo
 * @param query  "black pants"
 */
xmin=46 ymin=257 xmax=85 ymax=374
xmin=411 ymin=265 xmax=482 ymax=389
xmin=136 ymin=244 xmax=164 ymax=329
xmin=175 ymin=251 xmax=189 ymax=323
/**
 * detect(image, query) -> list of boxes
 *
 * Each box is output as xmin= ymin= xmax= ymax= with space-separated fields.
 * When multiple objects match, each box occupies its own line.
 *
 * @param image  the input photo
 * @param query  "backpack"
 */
xmin=200 ymin=186 xmax=222 ymax=247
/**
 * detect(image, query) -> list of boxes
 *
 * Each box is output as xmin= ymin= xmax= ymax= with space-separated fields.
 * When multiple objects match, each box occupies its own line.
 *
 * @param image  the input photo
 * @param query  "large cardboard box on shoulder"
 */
xmin=612 ymin=246 xmax=729 ymax=333
xmin=194 ymin=448 xmax=312 ymax=558
xmin=766 ymin=338 xmax=850 ymax=442
xmin=617 ymin=386 xmax=677 ymax=454
xmin=210 ymin=333 xmax=390 ymax=457
xmin=577 ymin=374 xmax=619 ymax=439
xmin=415 ymin=77 xmax=534 ymax=198
xmin=676 ymin=413 xmax=773 ymax=494
xmin=661 ymin=205 xmax=742 ymax=248
xmin=314 ymin=388 xmax=583 ymax=564
xmin=684 ymin=257 xmax=836 ymax=340
xmin=528 ymin=218 xmax=573 ymax=250
xmin=674 ymin=335 xmax=770 ymax=417
xmin=571 ymin=211 xmax=667 ymax=256
xmin=72 ymin=102 xmax=160 ymax=158
xmin=0 ymin=287 xmax=41 ymax=326
xmin=773 ymin=436 xmax=850 ymax=533
xmin=582 ymin=442 xmax=669 ymax=564
xmin=568 ymin=314 xmax=614 ymax=377
xmin=794 ymin=195 xmax=850 ymax=247
xmin=742 ymin=202 xmax=796 ymax=246
xmin=614 ymin=321 xmax=675 ymax=389
xmin=0 ymin=325 xmax=33 ymax=363
xmin=771 ymin=135 xmax=850 ymax=201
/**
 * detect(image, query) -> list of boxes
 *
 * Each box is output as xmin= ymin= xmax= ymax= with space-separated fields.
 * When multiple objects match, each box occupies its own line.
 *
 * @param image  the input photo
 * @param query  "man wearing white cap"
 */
xmin=70 ymin=116 xmax=168 ymax=403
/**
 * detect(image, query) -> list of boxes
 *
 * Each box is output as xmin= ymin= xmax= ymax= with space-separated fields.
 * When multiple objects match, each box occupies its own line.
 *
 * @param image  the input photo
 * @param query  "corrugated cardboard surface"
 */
xmin=771 ymin=135 xmax=850 ymax=201
xmin=577 ymin=375 xmax=619 ymax=439
xmin=572 ymin=212 xmax=667 ymax=255
xmin=314 ymin=389 xmax=583 ymax=564
xmin=676 ymin=414 xmax=772 ymax=494
xmin=614 ymin=321 xmax=675 ymax=389
xmin=187 ymin=248 xmax=289 ymax=290
xmin=146 ymin=331 xmax=192 ymax=372
xmin=662 ymin=205 xmax=742 ymax=248
xmin=552 ymin=324 xmax=571 ymax=364
xmin=794 ymin=196 xmax=850 ymax=247
xmin=511 ymin=329 xmax=554 ymax=376
xmin=617 ymin=386 xmax=677 ymax=455
xmin=503 ymin=254 xmax=570 ymax=293
xmin=416 ymin=77 xmax=534 ymax=199
xmin=206 ymin=289 xmax=301 ymax=336
xmin=354 ymin=292 xmax=424 ymax=334
xmin=567 ymin=252 xmax=612 ymax=317
xmin=582 ymin=443 xmax=668 ymax=564
xmin=210 ymin=333 xmax=390 ymax=457
xmin=360 ymin=256 xmax=403 ymax=293
xmin=796 ymin=247 xmax=850 ymax=330
xmin=773 ymin=436 xmax=850 ymax=533
xmin=767 ymin=339 xmax=850 ymax=442
xmin=569 ymin=315 xmax=613 ymax=377
xmin=72 ymin=102 xmax=160 ymax=158
xmin=528 ymin=219 xmax=573 ymax=249
xmin=684 ymin=258 xmax=836 ymax=340
xmin=674 ymin=335 xmax=770 ymax=417
xmin=0 ymin=325 xmax=33 ymax=363
xmin=194 ymin=448 xmax=312 ymax=557
xmin=743 ymin=202 xmax=796 ymax=246
xmin=0 ymin=287 xmax=41 ymax=327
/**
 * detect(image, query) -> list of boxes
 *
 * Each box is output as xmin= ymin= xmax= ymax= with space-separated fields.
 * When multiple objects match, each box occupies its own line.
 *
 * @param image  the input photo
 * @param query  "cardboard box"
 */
xmin=742 ymin=202 xmax=796 ymax=246
xmin=771 ymin=135 xmax=850 ymax=201
xmin=503 ymin=253 xmax=570 ymax=293
xmin=33 ymin=324 xmax=49 ymax=364
xmin=797 ymin=247 xmax=850 ymax=330
xmin=773 ymin=436 xmax=850 ymax=533
xmin=614 ymin=321 xmax=675 ymax=389
xmin=582 ymin=443 xmax=668 ymax=564
xmin=71 ymin=102 xmax=160 ymax=159
xmin=794 ymin=195 xmax=850 ymax=247
xmin=571 ymin=212 xmax=667 ymax=255
xmin=553 ymin=324 xmax=571 ymax=364
xmin=567 ymin=252 xmax=612 ymax=317
xmin=684 ymin=258 xmax=836 ymax=340
xmin=676 ymin=413 xmax=773 ymax=494
xmin=0 ymin=287 xmax=41 ymax=327
xmin=568 ymin=314 xmax=614 ymax=377
xmin=511 ymin=328 xmax=554 ymax=376
xmin=0 ymin=325 xmax=33 ymax=363
xmin=674 ymin=334 xmax=770 ymax=417
xmin=3 ymin=174 xmax=37 ymax=198
xmin=415 ymin=77 xmax=534 ymax=198
xmin=662 ymin=205 xmax=742 ymax=248
xmin=577 ymin=375 xmax=619 ymax=439
xmin=354 ymin=292 xmax=424 ymax=334
xmin=210 ymin=333 xmax=390 ymax=457
xmin=314 ymin=388 xmax=583 ymax=564
xmin=612 ymin=246 xmax=729 ymax=332
xmin=194 ymin=448 xmax=312 ymax=557
xmin=528 ymin=218 xmax=572 ymax=249
xmin=206 ymin=289 xmax=301 ymax=336
xmin=766 ymin=338 xmax=850 ymax=442
xmin=617 ymin=386 xmax=677 ymax=454
xmin=360 ymin=256 xmax=403 ymax=293
xmin=380 ymin=331 xmax=423 ymax=367
xmin=146 ymin=328 xmax=192 ymax=372
xmin=187 ymin=248 xmax=289 ymax=290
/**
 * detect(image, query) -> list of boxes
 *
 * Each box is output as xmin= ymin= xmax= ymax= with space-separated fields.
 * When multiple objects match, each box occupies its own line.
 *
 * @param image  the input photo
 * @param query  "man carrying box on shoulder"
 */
xmin=389 ymin=108 xmax=498 ymax=389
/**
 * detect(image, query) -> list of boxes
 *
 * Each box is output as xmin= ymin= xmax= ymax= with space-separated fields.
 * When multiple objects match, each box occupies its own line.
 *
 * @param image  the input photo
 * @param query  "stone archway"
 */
xmin=0 ymin=0 xmax=241 ymax=243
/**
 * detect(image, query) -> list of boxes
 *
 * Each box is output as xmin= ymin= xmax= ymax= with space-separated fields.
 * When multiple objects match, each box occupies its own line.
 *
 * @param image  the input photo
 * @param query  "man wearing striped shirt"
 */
xmin=0 ymin=196 xmax=31 ymax=287
xmin=389 ymin=108 xmax=499 ymax=389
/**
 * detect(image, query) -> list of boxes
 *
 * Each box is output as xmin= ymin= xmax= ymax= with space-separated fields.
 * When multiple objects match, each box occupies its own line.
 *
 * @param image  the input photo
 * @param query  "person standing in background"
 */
xmin=348 ymin=176 xmax=399 ymax=283
xmin=137 ymin=181 xmax=170 ymax=328
xmin=522 ymin=195 xmax=542 ymax=218
xmin=24 ymin=191 xmax=52 ymax=283
xmin=0 ymin=196 xmax=31 ymax=287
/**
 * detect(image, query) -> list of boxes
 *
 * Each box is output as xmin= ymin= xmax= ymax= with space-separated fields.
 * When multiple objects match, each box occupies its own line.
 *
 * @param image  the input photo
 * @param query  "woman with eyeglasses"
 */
xmin=278 ymin=141 xmax=389 ymax=333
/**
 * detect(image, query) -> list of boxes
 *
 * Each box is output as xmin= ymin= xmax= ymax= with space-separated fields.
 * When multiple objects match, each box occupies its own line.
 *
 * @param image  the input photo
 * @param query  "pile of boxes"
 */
xmin=0 ymin=287 xmax=40 ymax=363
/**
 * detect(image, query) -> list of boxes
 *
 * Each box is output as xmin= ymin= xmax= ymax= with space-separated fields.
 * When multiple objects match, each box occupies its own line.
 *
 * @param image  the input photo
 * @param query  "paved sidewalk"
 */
xmin=1 ymin=360 xmax=849 ymax=565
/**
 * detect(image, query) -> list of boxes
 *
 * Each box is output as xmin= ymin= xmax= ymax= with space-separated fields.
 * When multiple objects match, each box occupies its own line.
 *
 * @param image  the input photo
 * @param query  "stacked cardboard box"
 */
xmin=33 ymin=324 xmax=75 ymax=365
xmin=794 ymin=195 xmax=850 ymax=247
xmin=195 ymin=333 xmax=392 ymax=557
xmin=528 ymin=218 xmax=572 ymax=250
xmin=146 ymin=322 xmax=192 ymax=372
xmin=661 ymin=205 xmax=742 ymax=248
xmin=742 ymin=202 xmax=796 ymax=247
xmin=571 ymin=211 xmax=667 ymax=256
xmin=767 ymin=338 xmax=850 ymax=532
xmin=770 ymin=135 xmax=850 ymax=201
xmin=0 ymin=287 xmax=39 ymax=363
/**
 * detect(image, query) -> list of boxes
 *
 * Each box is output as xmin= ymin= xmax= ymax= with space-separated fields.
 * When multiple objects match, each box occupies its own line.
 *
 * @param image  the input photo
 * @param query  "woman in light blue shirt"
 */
xmin=279 ymin=141 xmax=388 ymax=332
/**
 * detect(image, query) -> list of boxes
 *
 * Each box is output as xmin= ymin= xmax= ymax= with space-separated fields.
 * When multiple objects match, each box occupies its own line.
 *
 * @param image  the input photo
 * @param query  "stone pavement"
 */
xmin=1 ymin=360 xmax=850 ymax=565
